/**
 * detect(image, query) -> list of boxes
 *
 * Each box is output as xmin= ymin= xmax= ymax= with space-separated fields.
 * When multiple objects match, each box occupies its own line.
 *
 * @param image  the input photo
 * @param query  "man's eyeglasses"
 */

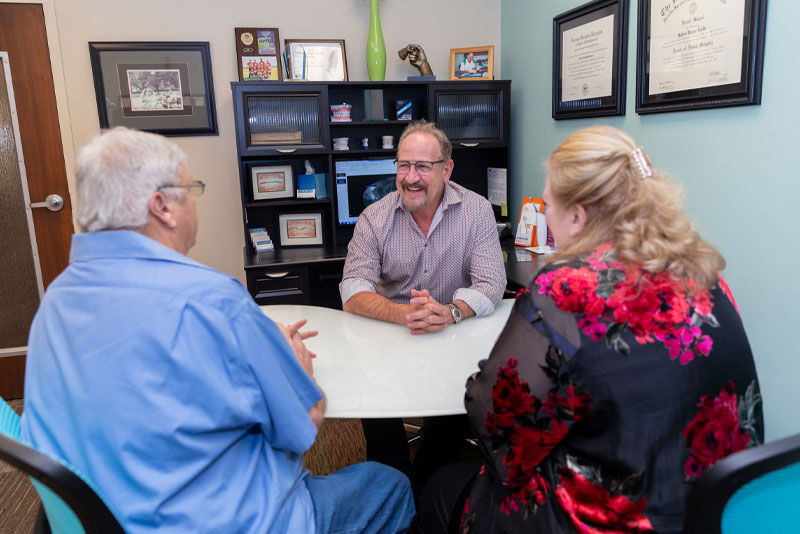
xmin=158 ymin=180 xmax=206 ymax=197
xmin=394 ymin=160 xmax=444 ymax=176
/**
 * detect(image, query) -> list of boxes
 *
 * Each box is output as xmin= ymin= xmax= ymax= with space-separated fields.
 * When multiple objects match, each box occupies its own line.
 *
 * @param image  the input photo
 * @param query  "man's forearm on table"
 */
xmin=342 ymin=291 xmax=410 ymax=325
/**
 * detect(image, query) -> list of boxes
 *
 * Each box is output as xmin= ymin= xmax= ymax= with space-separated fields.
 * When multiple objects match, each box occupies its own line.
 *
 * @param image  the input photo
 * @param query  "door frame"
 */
xmin=0 ymin=0 xmax=77 ymax=398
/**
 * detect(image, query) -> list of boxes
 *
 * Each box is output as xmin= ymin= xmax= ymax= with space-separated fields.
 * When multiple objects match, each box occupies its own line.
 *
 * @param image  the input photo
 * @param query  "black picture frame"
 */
xmin=553 ymin=0 xmax=628 ymax=120
xmin=89 ymin=42 xmax=218 ymax=136
xmin=635 ymin=0 xmax=767 ymax=114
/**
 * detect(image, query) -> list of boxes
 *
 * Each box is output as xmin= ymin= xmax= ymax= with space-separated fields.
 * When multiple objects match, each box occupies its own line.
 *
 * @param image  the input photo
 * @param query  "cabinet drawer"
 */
xmin=247 ymin=267 xmax=309 ymax=304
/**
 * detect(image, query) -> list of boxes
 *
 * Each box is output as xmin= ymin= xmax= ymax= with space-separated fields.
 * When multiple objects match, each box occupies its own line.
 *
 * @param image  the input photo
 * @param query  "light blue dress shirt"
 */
xmin=21 ymin=230 xmax=323 ymax=534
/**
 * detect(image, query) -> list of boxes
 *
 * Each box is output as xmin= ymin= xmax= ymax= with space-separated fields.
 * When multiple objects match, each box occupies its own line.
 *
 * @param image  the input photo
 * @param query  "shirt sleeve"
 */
xmin=453 ymin=200 xmax=506 ymax=316
xmin=229 ymin=298 xmax=322 ymax=453
xmin=340 ymin=213 xmax=381 ymax=305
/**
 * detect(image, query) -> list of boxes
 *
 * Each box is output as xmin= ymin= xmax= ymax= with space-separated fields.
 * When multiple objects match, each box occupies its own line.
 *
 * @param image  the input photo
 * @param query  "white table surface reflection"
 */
xmin=260 ymin=300 xmax=513 ymax=419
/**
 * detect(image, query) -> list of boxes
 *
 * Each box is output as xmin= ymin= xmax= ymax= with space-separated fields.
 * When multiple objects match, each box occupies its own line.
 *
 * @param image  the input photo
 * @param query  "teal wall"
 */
xmin=501 ymin=0 xmax=799 ymax=441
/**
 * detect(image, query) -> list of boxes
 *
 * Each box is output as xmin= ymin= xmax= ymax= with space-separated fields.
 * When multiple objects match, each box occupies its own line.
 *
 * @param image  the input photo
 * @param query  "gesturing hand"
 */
xmin=277 ymin=319 xmax=318 ymax=376
xmin=405 ymin=289 xmax=451 ymax=335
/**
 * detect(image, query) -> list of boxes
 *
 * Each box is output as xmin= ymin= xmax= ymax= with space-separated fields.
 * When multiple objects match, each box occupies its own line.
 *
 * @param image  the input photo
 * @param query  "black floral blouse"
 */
xmin=461 ymin=243 xmax=762 ymax=533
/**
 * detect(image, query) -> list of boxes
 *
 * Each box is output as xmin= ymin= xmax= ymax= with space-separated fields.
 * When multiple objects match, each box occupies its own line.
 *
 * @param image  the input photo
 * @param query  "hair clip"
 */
xmin=631 ymin=147 xmax=653 ymax=179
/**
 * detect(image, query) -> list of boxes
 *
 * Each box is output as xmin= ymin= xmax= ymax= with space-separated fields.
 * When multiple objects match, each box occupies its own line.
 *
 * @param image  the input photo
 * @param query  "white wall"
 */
xmin=46 ymin=0 xmax=501 ymax=282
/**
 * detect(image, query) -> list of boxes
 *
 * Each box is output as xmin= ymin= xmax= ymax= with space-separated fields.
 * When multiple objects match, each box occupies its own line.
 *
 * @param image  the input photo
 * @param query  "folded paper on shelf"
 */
xmin=249 ymin=227 xmax=274 ymax=252
xmin=514 ymin=196 xmax=544 ymax=247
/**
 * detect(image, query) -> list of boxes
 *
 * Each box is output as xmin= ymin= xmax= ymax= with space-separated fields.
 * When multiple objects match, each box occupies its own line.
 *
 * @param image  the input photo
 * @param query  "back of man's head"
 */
xmin=75 ymin=127 xmax=187 ymax=233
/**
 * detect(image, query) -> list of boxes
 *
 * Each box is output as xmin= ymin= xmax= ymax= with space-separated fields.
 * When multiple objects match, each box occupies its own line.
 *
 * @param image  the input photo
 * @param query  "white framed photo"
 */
xmin=251 ymin=164 xmax=294 ymax=200
xmin=278 ymin=212 xmax=324 ymax=246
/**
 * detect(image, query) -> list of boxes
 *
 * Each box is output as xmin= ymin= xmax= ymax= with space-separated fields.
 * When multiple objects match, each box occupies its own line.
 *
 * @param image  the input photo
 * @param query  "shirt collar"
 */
xmin=70 ymin=230 xmax=205 ymax=271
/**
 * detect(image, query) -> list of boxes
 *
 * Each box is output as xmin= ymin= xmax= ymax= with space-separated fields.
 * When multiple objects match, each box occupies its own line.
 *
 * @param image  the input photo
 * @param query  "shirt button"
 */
xmin=424 ymin=269 xmax=428 ymax=273
xmin=424 ymin=244 xmax=428 ymax=248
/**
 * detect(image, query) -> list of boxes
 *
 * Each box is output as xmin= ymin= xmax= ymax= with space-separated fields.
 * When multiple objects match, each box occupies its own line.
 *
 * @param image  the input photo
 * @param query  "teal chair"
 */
xmin=0 ymin=397 xmax=125 ymax=534
xmin=683 ymin=432 xmax=800 ymax=534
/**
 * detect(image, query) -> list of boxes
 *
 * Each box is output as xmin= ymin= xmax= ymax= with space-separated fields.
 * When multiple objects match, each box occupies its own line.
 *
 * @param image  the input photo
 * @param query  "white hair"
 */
xmin=75 ymin=127 xmax=187 ymax=233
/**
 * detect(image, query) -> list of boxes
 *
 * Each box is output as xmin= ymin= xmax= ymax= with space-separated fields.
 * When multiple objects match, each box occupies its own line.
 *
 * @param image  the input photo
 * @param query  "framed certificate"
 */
xmin=284 ymin=39 xmax=348 ymax=81
xmin=635 ymin=0 xmax=767 ymax=114
xmin=553 ymin=0 xmax=629 ymax=119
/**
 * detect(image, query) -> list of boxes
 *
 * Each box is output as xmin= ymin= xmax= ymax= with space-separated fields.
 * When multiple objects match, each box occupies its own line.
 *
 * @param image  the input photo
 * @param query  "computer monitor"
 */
xmin=335 ymin=158 xmax=397 ymax=226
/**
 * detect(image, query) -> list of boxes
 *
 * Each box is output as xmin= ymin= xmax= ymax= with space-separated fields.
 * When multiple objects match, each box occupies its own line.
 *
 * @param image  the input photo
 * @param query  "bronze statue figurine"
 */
xmin=398 ymin=44 xmax=434 ymax=77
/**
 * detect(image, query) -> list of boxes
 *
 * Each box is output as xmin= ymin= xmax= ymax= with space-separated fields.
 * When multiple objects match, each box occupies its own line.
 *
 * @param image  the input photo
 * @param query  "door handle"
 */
xmin=30 ymin=194 xmax=64 ymax=212
xmin=459 ymin=142 xmax=479 ymax=147
xmin=275 ymin=148 xmax=297 ymax=153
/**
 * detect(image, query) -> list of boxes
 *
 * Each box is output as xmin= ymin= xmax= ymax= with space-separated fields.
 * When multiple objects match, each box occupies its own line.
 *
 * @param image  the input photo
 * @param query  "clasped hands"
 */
xmin=405 ymin=289 xmax=454 ymax=335
xmin=277 ymin=319 xmax=318 ymax=376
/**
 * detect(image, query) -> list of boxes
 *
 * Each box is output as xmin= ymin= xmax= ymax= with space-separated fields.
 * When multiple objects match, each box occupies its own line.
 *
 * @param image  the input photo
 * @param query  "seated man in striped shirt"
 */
xmin=339 ymin=119 xmax=506 ymax=496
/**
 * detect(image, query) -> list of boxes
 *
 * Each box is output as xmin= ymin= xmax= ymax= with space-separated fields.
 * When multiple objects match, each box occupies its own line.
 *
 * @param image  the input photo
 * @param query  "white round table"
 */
xmin=260 ymin=300 xmax=513 ymax=418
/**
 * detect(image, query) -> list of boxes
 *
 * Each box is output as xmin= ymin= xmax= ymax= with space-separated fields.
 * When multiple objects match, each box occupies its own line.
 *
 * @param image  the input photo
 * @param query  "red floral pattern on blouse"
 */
xmin=486 ymin=356 xmax=590 ymax=514
xmin=536 ymin=244 xmax=718 ymax=364
xmin=683 ymin=380 xmax=759 ymax=479
xmin=717 ymin=274 xmax=740 ymax=314
xmin=555 ymin=470 xmax=654 ymax=533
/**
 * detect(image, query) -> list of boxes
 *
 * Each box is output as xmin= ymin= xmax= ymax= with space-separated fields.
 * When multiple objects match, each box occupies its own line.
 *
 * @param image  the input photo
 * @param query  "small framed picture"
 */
xmin=251 ymin=164 xmax=294 ymax=201
xmin=235 ymin=27 xmax=283 ymax=81
xmin=449 ymin=46 xmax=494 ymax=81
xmin=278 ymin=212 xmax=324 ymax=246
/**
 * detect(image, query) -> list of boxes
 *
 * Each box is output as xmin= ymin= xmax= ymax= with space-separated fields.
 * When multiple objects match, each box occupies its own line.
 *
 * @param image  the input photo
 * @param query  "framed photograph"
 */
xmin=284 ymin=39 xmax=348 ymax=81
xmin=553 ymin=0 xmax=628 ymax=120
xmin=635 ymin=0 xmax=767 ymax=114
xmin=88 ymin=42 xmax=217 ymax=136
xmin=251 ymin=164 xmax=294 ymax=201
xmin=278 ymin=212 xmax=324 ymax=246
xmin=235 ymin=27 xmax=283 ymax=82
xmin=449 ymin=46 xmax=494 ymax=81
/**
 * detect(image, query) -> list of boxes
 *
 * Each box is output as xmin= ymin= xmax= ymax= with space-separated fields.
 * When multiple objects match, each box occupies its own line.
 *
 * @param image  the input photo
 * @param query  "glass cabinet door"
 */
xmin=233 ymin=84 xmax=329 ymax=155
xmin=430 ymin=82 xmax=509 ymax=146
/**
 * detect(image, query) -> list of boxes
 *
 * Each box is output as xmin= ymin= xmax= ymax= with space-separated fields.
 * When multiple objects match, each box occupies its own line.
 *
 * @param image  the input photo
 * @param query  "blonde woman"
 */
xmin=416 ymin=126 xmax=762 ymax=534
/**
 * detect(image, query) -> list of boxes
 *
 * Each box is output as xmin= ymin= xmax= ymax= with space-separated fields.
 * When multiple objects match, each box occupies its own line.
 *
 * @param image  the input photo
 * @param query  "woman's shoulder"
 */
xmin=531 ymin=242 xmax=735 ymax=363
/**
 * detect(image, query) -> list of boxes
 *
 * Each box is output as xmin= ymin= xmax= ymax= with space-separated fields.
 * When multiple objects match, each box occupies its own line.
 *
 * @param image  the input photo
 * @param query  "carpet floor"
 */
xmin=0 ymin=399 xmax=38 ymax=534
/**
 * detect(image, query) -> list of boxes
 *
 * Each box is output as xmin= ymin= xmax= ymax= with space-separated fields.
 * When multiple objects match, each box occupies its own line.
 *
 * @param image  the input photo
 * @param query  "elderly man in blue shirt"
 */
xmin=20 ymin=127 xmax=414 ymax=534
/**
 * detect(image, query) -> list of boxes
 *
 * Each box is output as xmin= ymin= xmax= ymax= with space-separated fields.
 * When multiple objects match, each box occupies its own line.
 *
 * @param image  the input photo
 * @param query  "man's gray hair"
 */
xmin=75 ymin=127 xmax=187 ymax=233
xmin=397 ymin=119 xmax=452 ymax=161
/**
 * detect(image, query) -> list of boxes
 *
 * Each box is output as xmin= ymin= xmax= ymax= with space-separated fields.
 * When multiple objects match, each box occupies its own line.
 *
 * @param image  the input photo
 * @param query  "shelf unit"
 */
xmin=231 ymin=80 xmax=511 ymax=307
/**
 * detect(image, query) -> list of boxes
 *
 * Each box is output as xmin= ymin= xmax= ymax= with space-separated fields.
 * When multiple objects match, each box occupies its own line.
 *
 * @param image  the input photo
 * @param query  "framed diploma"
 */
xmin=553 ymin=0 xmax=629 ymax=119
xmin=635 ymin=0 xmax=767 ymax=114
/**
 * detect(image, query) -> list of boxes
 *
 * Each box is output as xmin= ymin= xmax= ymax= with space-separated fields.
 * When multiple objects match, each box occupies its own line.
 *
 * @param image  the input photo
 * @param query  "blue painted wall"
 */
xmin=501 ymin=0 xmax=799 ymax=441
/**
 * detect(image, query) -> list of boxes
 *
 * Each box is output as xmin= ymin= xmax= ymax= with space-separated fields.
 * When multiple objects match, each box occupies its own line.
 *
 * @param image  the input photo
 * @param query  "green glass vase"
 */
xmin=366 ymin=0 xmax=386 ymax=81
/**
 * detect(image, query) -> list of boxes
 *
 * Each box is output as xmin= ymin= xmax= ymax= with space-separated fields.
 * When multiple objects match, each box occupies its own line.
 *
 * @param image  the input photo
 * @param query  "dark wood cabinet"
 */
xmin=232 ymin=80 xmax=511 ymax=308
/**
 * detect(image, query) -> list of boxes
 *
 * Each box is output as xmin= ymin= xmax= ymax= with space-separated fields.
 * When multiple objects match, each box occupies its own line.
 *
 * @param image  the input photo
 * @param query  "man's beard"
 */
xmin=399 ymin=181 xmax=429 ymax=212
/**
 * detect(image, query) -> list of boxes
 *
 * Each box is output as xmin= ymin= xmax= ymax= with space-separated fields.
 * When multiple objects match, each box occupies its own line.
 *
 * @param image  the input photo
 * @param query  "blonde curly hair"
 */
xmin=544 ymin=126 xmax=724 ymax=289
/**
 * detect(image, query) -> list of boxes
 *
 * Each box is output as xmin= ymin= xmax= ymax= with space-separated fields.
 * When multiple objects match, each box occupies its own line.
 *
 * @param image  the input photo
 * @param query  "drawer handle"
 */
xmin=276 ymin=148 xmax=297 ymax=153
xmin=459 ymin=142 xmax=479 ymax=147
xmin=265 ymin=271 xmax=290 ymax=278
